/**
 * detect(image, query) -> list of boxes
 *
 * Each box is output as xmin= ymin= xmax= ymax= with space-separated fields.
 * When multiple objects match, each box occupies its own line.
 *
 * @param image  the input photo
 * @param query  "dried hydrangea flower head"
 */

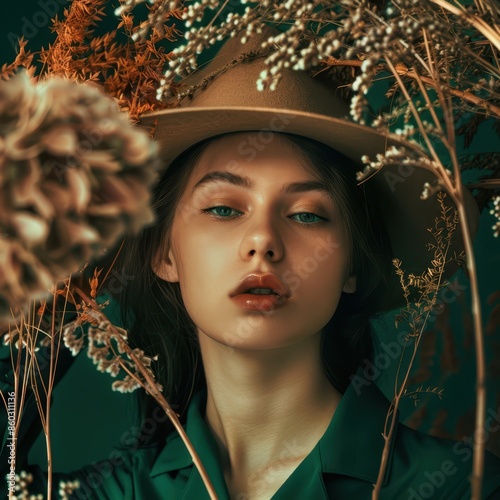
xmin=0 ymin=72 xmax=161 ymax=319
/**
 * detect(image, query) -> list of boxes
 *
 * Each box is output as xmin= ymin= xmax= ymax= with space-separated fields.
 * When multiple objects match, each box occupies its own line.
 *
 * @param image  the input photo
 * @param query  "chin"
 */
xmin=212 ymin=330 xmax=314 ymax=352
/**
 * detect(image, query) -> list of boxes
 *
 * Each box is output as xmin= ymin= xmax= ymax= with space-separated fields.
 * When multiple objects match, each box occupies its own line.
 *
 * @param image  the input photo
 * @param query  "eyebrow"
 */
xmin=192 ymin=171 xmax=333 ymax=197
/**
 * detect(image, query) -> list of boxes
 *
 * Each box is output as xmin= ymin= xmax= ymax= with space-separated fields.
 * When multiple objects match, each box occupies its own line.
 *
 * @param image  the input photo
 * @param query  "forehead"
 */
xmin=189 ymin=132 xmax=319 ymax=182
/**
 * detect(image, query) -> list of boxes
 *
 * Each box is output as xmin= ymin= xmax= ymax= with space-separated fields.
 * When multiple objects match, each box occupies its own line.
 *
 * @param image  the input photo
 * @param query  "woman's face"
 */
xmin=154 ymin=133 xmax=356 ymax=350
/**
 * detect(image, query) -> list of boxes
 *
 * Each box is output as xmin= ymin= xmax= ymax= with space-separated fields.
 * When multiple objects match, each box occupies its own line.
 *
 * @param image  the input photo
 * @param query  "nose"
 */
xmin=239 ymin=211 xmax=284 ymax=263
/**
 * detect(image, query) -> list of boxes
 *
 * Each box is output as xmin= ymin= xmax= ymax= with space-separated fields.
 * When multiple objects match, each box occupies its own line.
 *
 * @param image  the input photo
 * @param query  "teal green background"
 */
xmin=1 ymin=0 xmax=499 ymax=472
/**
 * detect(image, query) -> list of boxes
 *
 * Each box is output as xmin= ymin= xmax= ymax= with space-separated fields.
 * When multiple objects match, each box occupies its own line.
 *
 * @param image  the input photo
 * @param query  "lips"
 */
xmin=230 ymin=273 xmax=290 ymax=298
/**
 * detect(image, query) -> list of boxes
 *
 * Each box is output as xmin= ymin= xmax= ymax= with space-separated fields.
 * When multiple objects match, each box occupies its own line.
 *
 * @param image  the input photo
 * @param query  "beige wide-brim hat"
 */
xmin=140 ymin=27 xmax=479 ymax=308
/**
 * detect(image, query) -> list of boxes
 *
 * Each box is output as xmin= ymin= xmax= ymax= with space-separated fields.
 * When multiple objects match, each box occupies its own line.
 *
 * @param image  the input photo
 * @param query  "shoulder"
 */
xmin=0 ymin=445 xmax=162 ymax=499
xmin=327 ymin=377 xmax=500 ymax=499
xmin=388 ymin=421 xmax=500 ymax=499
xmin=70 ymin=443 xmax=161 ymax=499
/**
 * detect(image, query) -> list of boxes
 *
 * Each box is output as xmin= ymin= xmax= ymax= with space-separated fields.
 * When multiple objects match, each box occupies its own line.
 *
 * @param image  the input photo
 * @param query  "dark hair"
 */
xmin=115 ymin=132 xmax=394 ymax=442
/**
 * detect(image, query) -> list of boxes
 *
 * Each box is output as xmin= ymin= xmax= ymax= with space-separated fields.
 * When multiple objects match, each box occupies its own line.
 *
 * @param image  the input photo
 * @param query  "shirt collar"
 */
xmin=318 ymin=372 xmax=397 ymax=485
xmin=150 ymin=389 xmax=231 ymax=498
xmin=150 ymin=373 xmax=398 ymax=493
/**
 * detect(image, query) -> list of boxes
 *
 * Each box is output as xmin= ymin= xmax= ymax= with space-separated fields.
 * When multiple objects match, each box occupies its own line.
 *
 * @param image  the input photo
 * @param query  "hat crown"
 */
xmin=177 ymin=27 xmax=350 ymax=119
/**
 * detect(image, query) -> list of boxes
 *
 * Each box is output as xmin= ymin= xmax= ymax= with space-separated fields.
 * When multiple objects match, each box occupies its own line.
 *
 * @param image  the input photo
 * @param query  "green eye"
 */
xmin=291 ymin=213 xmax=325 ymax=224
xmin=202 ymin=207 xmax=326 ymax=224
xmin=203 ymin=206 xmax=241 ymax=218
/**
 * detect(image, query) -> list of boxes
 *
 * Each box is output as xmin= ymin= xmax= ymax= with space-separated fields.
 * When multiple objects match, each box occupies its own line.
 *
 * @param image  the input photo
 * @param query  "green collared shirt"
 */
xmin=64 ymin=380 xmax=500 ymax=499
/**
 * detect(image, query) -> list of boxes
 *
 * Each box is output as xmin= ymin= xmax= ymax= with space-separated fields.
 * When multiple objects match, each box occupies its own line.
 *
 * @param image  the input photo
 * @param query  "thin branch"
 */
xmin=420 ymin=28 xmax=488 ymax=495
xmin=42 ymin=296 xmax=59 ymax=499
xmin=468 ymin=179 xmax=500 ymax=189
xmin=411 ymin=68 xmax=444 ymax=136
xmin=372 ymin=235 xmax=452 ymax=499
xmin=72 ymin=287 xmax=218 ymax=500
xmin=323 ymin=57 xmax=500 ymax=118
xmin=462 ymin=40 xmax=500 ymax=75
xmin=448 ymin=139 xmax=487 ymax=500
xmin=430 ymin=0 xmax=500 ymax=51
xmin=385 ymin=57 xmax=446 ymax=172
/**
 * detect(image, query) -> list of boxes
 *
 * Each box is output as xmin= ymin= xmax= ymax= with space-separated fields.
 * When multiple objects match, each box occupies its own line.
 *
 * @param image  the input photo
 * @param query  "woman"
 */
xmin=2 ymin=27 xmax=500 ymax=500
xmin=119 ymin=130 xmax=388 ymax=499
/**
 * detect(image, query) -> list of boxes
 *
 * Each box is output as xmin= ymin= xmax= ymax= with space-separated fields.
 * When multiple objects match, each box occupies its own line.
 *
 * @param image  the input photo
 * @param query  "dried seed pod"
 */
xmin=0 ymin=73 xmax=161 ymax=319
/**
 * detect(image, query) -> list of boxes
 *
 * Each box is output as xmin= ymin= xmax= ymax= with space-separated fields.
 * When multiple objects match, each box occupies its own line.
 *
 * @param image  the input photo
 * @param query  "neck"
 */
xmin=198 ymin=330 xmax=342 ymax=484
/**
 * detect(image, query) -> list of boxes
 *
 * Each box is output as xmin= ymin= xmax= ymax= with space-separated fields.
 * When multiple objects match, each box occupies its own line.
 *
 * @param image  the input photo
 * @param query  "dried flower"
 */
xmin=490 ymin=195 xmax=500 ymax=237
xmin=59 ymin=479 xmax=81 ymax=500
xmin=0 ymin=72 xmax=160 ymax=319
xmin=112 ymin=374 xmax=142 ymax=393
xmin=392 ymin=192 xmax=464 ymax=337
xmin=65 ymin=309 xmax=163 ymax=395
xmin=63 ymin=321 xmax=86 ymax=356
xmin=355 ymin=145 xmax=438 ymax=183
xmin=13 ymin=471 xmax=42 ymax=499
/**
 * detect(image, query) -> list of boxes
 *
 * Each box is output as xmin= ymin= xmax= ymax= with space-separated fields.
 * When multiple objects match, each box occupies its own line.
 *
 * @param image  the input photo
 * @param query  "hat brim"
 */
xmin=142 ymin=106 xmax=395 ymax=167
xmin=140 ymin=106 xmax=479 ymax=309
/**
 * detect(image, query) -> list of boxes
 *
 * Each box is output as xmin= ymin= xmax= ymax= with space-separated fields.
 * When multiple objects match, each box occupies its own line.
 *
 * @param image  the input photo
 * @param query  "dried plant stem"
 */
xmin=429 ymin=79 xmax=498 ymax=115
xmin=432 ymin=44 xmax=487 ymax=495
xmin=385 ymin=58 xmax=444 ymax=168
xmin=324 ymin=57 xmax=500 ymax=118
xmin=125 ymin=348 xmax=217 ymax=499
xmin=429 ymin=0 xmax=500 ymax=52
xmin=73 ymin=287 xmax=218 ymax=500
xmin=44 ymin=285 xmax=69 ymax=499
xmin=120 ymin=334 xmax=218 ymax=499
xmin=44 ymin=298 xmax=58 ymax=499
xmin=125 ymin=352 xmax=216 ymax=499
xmin=206 ymin=0 xmax=231 ymax=31
xmin=3 ymin=340 xmax=21 ymax=500
xmin=468 ymin=179 xmax=500 ymax=189
xmin=372 ymin=344 xmax=420 ymax=499
xmin=412 ymin=70 xmax=444 ymax=135
xmin=448 ymin=153 xmax=486 ymax=500
xmin=4 ymin=315 xmax=33 ymax=499
xmin=371 ymin=52 xmax=488 ymax=499
xmin=420 ymin=28 xmax=446 ymax=131
xmin=462 ymin=237 xmax=486 ymax=500
xmin=364 ymin=8 xmax=434 ymax=76
xmin=372 ymin=241 xmax=450 ymax=499
xmin=461 ymin=42 xmax=500 ymax=79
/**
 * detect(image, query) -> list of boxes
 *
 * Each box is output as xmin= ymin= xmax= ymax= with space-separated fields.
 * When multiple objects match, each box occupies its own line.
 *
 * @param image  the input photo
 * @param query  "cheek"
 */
xmin=292 ymin=254 xmax=349 ymax=322
xmin=293 ymin=235 xmax=349 ymax=283
xmin=172 ymin=229 xmax=227 ymax=305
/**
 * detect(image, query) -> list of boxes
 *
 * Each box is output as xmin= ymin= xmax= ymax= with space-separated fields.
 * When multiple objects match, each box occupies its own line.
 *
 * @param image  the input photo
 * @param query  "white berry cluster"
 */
xmin=491 ymin=195 xmax=500 ymax=237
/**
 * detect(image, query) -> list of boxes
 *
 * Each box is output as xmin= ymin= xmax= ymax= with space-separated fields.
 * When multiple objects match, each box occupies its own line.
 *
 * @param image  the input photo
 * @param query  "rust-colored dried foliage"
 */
xmin=1 ymin=0 xmax=184 ymax=121
xmin=0 ymin=38 xmax=35 ymax=79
